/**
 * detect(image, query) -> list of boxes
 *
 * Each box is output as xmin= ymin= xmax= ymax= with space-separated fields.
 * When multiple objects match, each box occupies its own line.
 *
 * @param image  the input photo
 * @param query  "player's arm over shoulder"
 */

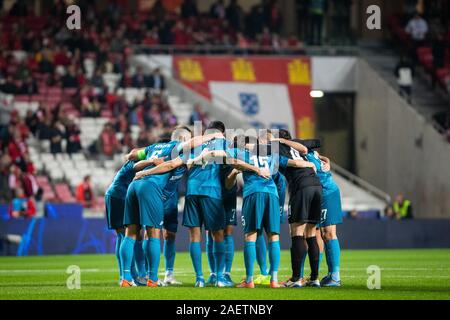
xmin=134 ymin=157 xmax=184 ymax=180
xmin=275 ymin=138 xmax=308 ymax=154
xmin=225 ymin=169 xmax=240 ymax=190
xmin=133 ymin=157 xmax=166 ymax=172
xmin=125 ymin=146 xmax=150 ymax=161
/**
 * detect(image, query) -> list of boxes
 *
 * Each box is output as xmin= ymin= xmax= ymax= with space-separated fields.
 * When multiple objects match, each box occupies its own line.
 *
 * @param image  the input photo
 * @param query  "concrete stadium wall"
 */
xmin=354 ymin=60 xmax=450 ymax=218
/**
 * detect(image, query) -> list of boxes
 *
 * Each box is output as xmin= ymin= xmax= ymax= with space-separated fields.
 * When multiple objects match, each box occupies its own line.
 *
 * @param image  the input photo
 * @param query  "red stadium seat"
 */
xmin=54 ymin=183 xmax=76 ymax=203
xmin=436 ymin=68 xmax=450 ymax=90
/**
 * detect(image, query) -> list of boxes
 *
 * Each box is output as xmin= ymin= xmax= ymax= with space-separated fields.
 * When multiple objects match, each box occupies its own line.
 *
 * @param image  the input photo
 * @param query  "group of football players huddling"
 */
xmin=105 ymin=121 xmax=342 ymax=289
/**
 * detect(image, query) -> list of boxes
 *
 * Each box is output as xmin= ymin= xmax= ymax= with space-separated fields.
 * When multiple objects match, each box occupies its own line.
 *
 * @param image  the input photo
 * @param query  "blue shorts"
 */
xmin=278 ymin=185 xmax=286 ymax=224
xmin=164 ymin=201 xmax=178 ymax=233
xmin=183 ymin=195 xmax=226 ymax=231
xmin=123 ymin=179 xmax=164 ymax=229
xmin=223 ymin=192 xmax=237 ymax=226
xmin=319 ymin=189 xmax=343 ymax=228
xmin=105 ymin=194 xmax=125 ymax=230
xmin=241 ymin=192 xmax=280 ymax=235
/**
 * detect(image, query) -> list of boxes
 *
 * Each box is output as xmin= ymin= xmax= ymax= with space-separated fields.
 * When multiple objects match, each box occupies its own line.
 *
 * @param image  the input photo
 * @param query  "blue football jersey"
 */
xmin=105 ymin=160 xmax=136 ymax=200
xmin=221 ymin=164 xmax=238 ymax=196
xmin=305 ymin=151 xmax=338 ymax=196
xmin=226 ymin=147 xmax=288 ymax=199
xmin=142 ymin=140 xmax=182 ymax=187
xmin=185 ymin=138 xmax=227 ymax=200
xmin=162 ymin=165 xmax=186 ymax=208
xmin=273 ymin=171 xmax=287 ymax=198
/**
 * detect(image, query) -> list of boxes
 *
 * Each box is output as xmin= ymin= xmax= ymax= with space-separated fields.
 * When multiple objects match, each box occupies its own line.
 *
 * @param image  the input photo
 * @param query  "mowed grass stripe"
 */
xmin=0 ymin=249 xmax=449 ymax=300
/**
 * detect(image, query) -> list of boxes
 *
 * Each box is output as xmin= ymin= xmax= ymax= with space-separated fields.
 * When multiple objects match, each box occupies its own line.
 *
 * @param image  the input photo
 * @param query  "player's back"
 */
xmin=162 ymin=165 xmax=186 ymax=207
xmin=186 ymin=138 xmax=227 ymax=200
xmin=258 ymin=142 xmax=287 ymax=194
xmin=279 ymin=139 xmax=321 ymax=196
xmin=143 ymin=140 xmax=181 ymax=187
xmin=105 ymin=160 xmax=135 ymax=199
xmin=305 ymin=151 xmax=338 ymax=196
xmin=227 ymin=147 xmax=281 ymax=198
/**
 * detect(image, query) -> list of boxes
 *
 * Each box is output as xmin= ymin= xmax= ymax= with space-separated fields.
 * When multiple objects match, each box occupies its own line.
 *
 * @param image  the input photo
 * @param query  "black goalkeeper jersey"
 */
xmin=278 ymin=139 xmax=321 ymax=196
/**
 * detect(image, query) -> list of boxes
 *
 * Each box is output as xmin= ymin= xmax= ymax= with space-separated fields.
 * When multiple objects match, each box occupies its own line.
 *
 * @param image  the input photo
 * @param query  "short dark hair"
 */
xmin=245 ymin=135 xmax=258 ymax=145
xmin=207 ymin=121 xmax=226 ymax=133
xmin=175 ymin=125 xmax=192 ymax=134
xmin=279 ymin=129 xmax=292 ymax=140
xmin=232 ymin=134 xmax=246 ymax=149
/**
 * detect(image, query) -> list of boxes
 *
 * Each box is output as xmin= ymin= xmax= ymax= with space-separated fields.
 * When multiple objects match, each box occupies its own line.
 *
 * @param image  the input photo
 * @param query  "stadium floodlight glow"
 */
xmin=310 ymin=90 xmax=324 ymax=98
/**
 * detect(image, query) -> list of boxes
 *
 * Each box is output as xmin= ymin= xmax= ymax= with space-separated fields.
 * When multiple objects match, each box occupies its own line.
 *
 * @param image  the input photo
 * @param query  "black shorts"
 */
xmin=288 ymin=185 xmax=322 ymax=224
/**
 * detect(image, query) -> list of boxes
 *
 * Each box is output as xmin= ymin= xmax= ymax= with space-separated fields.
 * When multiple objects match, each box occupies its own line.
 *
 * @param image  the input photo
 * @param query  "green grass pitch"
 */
xmin=0 ymin=249 xmax=449 ymax=300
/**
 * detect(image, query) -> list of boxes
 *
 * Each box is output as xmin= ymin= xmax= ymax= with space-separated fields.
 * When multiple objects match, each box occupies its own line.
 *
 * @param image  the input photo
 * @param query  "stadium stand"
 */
xmin=1 ymin=0 xmax=434 ymax=220
xmin=385 ymin=2 xmax=450 ymax=140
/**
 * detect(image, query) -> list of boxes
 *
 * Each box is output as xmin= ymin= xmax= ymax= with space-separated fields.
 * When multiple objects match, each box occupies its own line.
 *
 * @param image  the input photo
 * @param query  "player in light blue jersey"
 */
xmin=161 ymin=161 xmax=186 ymax=285
xmin=105 ymin=155 xmax=164 ymax=285
xmin=119 ymin=126 xmax=201 ymax=287
xmin=217 ymin=162 xmax=238 ymax=285
xmin=302 ymin=140 xmax=342 ymax=287
xmin=250 ymin=130 xmax=288 ymax=286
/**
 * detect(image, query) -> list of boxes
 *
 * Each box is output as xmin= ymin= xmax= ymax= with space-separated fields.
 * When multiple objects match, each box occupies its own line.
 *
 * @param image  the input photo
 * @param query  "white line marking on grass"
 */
xmin=2 ymin=269 xmax=450 ymax=280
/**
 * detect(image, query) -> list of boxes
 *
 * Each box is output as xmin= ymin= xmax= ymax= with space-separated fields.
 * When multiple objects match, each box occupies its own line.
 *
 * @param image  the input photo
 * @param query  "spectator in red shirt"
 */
xmin=98 ymin=122 xmax=120 ymax=158
xmin=53 ymin=46 xmax=71 ymax=66
xmin=173 ymin=21 xmax=190 ymax=46
xmin=76 ymin=175 xmax=95 ymax=208
xmin=143 ymin=28 xmax=159 ymax=46
xmin=259 ymin=27 xmax=272 ymax=47
xmin=8 ymin=128 xmax=26 ymax=163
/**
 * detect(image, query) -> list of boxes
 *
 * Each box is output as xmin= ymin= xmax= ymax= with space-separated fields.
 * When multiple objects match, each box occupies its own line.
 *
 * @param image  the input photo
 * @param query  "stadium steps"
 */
xmin=361 ymin=46 xmax=449 ymax=129
xmin=332 ymin=173 xmax=387 ymax=213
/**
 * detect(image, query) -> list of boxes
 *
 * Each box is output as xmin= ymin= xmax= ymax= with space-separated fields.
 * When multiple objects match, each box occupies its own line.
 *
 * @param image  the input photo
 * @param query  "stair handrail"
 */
xmin=331 ymin=162 xmax=391 ymax=205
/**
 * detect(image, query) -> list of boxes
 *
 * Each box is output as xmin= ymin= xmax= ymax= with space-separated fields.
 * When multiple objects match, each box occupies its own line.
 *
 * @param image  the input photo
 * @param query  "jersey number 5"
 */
xmin=149 ymin=150 xmax=163 ymax=160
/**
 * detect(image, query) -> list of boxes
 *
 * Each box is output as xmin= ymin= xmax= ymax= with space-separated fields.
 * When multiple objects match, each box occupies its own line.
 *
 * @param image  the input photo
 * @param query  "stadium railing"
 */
xmin=331 ymin=162 xmax=392 ymax=206
xmin=132 ymin=44 xmax=360 ymax=57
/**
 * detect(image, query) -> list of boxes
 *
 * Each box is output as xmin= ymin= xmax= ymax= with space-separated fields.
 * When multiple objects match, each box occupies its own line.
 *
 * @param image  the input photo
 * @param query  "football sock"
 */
xmin=326 ymin=239 xmax=341 ymax=281
xmin=147 ymin=238 xmax=161 ymax=282
xmin=244 ymin=241 xmax=256 ymax=283
xmin=290 ymin=236 xmax=307 ymax=281
xmin=255 ymin=233 xmax=268 ymax=275
xmin=115 ymin=232 xmax=124 ymax=280
xmin=299 ymin=251 xmax=307 ymax=279
xmin=134 ymin=240 xmax=146 ymax=278
xmin=268 ymin=240 xmax=280 ymax=282
xmin=318 ymin=251 xmax=324 ymax=272
xmin=119 ymin=236 xmax=135 ymax=282
xmin=189 ymin=241 xmax=203 ymax=278
xmin=164 ymin=238 xmax=176 ymax=273
xmin=325 ymin=242 xmax=332 ymax=274
xmin=224 ymin=235 xmax=234 ymax=274
xmin=143 ymin=239 xmax=149 ymax=275
xmin=213 ymin=240 xmax=226 ymax=280
xmin=206 ymin=232 xmax=215 ymax=275
xmin=306 ymin=236 xmax=320 ymax=281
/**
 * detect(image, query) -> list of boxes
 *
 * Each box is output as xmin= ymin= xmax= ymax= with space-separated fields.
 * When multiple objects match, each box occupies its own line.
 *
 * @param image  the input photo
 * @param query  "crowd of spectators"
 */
xmin=0 ymin=99 xmax=39 ymax=216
